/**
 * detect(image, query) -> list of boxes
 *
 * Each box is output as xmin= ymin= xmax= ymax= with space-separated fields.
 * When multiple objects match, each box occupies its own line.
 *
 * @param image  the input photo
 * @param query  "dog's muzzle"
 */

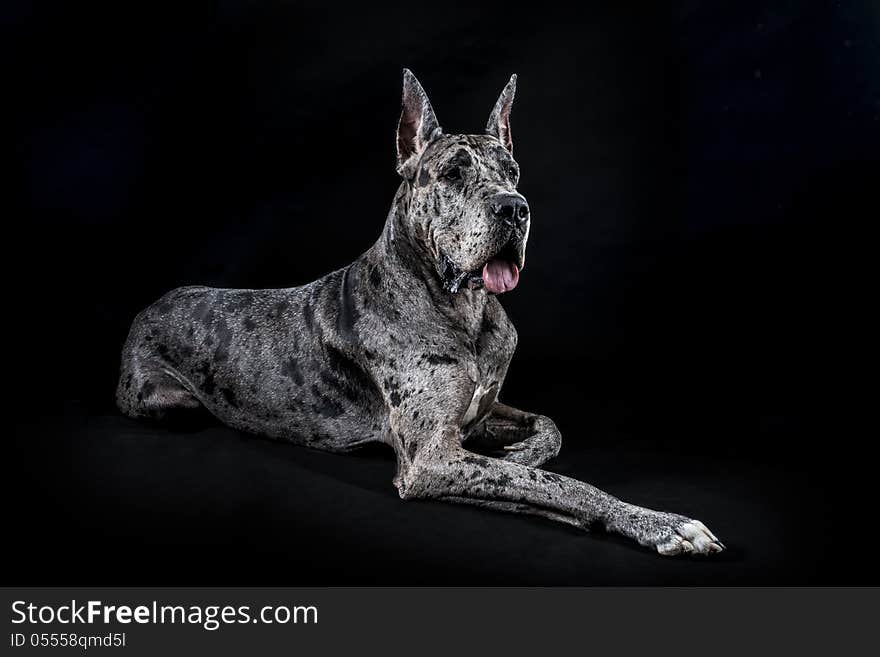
xmin=438 ymin=192 xmax=529 ymax=295
xmin=489 ymin=193 xmax=529 ymax=231
xmin=440 ymin=234 xmax=527 ymax=295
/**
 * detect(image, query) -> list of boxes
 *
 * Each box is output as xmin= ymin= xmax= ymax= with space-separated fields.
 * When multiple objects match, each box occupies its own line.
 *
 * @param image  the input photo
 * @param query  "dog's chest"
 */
xmin=461 ymin=381 xmax=496 ymax=427
xmin=460 ymin=318 xmax=515 ymax=428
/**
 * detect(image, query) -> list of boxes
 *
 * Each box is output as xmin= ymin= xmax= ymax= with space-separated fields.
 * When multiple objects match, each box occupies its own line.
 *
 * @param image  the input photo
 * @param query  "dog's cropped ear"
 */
xmin=486 ymin=74 xmax=517 ymax=153
xmin=396 ymin=69 xmax=441 ymax=177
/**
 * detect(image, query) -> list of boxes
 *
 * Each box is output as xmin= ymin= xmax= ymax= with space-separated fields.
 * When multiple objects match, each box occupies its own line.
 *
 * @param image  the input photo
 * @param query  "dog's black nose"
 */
xmin=489 ymin=193 xmax=529 ymax=228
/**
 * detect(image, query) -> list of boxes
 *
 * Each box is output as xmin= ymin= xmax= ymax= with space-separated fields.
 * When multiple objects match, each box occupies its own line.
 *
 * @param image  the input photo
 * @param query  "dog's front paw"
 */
xmin=653 ymin=517 xmax=725 ymax=556
xmin=609 ymin=504 xmax=725 ymax=556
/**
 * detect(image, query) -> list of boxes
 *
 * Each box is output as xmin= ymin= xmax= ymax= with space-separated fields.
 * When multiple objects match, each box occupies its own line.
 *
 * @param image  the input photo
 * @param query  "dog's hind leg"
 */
xmin=465 ymin=402 xmax=561 ymax=468
xmin=116 ymin=318 xmax=202 ymax=421
xmin=116 ymin=355 xmax=202 ymax=421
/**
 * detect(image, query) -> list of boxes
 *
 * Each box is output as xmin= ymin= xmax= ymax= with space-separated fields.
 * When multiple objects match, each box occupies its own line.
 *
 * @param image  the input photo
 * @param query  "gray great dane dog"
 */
xmin=117 ymin=70 xmax=724 ymax=556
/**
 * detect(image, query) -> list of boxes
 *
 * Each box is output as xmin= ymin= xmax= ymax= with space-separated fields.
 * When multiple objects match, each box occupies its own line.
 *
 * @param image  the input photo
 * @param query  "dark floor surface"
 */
xmin=8 ymin=399 xmax=864 ymax=586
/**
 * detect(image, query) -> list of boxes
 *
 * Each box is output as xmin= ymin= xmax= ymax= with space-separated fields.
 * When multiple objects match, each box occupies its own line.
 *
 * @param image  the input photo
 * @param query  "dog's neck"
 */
xmin=364 ymin=181 xmax=489 ymax=337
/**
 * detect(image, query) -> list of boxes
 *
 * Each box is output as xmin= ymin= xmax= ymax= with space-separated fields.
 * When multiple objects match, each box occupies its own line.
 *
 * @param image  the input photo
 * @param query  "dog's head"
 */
xmin=395 ymin=69 xmax=528 ymax=294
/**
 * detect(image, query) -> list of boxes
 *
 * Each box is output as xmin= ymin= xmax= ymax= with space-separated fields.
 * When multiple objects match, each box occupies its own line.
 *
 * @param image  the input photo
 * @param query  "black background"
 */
xmin=6 ymin=1 xmax=878 ymax=584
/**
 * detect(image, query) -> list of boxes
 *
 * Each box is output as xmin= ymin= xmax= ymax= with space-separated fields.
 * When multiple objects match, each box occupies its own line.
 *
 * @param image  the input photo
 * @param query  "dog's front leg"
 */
xmin=398 ymin=426 xmax=724 ymax=556
xmin=465 ymin=402 xmax=562 ymax=468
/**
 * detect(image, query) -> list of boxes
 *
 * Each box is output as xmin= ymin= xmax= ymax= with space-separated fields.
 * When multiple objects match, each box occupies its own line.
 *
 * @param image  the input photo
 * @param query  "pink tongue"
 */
xmin=482 ymin=258 xmax=520 ymax=294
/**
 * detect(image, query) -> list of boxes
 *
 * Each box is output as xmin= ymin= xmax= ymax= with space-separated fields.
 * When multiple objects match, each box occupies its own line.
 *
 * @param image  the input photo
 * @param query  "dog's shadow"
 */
xmin=222 ymin=419 xmax=399 ymax=496
xmin=118 ymin=409 xmax=398 ymax=497
xmin=263 ymin=439 xmax=400 ymax=498
xmin=131 ymin=414 xmax=743 ymax=565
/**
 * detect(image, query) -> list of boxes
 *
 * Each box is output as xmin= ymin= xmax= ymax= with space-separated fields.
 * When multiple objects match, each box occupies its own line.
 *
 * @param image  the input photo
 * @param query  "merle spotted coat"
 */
xmin=117 ymin=70 xmax=723 ymax=556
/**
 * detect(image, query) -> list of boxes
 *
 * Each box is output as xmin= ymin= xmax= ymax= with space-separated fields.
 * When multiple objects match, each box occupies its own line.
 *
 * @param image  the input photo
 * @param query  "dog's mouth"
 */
xmin=440 ymin=241 xmax=523 ymax=295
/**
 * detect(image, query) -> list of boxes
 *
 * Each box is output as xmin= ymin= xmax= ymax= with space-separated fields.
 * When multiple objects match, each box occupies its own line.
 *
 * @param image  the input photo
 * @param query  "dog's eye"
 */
xmin=442 ymin=166 xmax=462 ymax=182
xmin=507 ymin=163 xmax=520 ymax=181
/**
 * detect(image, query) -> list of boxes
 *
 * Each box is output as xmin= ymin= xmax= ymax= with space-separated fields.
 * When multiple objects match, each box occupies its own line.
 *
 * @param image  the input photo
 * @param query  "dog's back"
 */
xmin=116 ymin=269 xmax=386 ymax=451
